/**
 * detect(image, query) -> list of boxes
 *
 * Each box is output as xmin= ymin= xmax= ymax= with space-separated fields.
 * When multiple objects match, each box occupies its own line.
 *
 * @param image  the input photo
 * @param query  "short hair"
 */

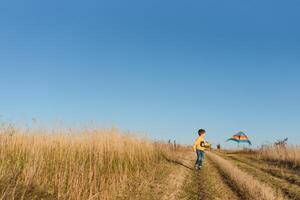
xmin=198 ymin=129 xmax=206 ymax=136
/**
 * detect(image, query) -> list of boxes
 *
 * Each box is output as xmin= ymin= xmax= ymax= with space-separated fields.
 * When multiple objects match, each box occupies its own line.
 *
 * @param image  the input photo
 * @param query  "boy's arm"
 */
xmin=192 ymin=138 xmax=197 ymax=151
xmin=193 ymin=143 xmax=197 ymax=152
xmin=193 ymin=137 xmax=200 ymax=151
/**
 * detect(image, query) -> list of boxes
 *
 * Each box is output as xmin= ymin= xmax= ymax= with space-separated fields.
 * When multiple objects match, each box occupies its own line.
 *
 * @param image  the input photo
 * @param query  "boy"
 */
xmin=193 ymin=129 xmax=209 ymax=170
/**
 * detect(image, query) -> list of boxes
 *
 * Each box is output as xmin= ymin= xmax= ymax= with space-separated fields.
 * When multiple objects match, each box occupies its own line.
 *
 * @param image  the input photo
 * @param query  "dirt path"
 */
xmin=137 ymin=151 xmax=242 ymax=200
xmin=225 ymin=154 xmax=300 ymax=187
xmin=161 ymin=152 xmax=195 ymax=200
xmin=127 ymin=152 xmax=196 ymax=200
xmin=194 ymin=156 xmax=241 ymax=200
xmin=129 ymin=151 xmax=299 ymax=200
xmin=177 ymin=152 xmax=241 ymax=200
xmin=219 ymin=153 xmax=300 ymax=200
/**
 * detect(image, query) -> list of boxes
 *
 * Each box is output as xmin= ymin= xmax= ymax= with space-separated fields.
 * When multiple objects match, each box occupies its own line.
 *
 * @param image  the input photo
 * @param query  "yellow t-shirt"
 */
xmin=193 ymin=136 xmax=209 ymax=151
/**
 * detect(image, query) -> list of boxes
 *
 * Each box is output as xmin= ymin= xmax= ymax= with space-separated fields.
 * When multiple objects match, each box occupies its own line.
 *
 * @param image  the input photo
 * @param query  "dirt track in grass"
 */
xmin=131 ymin=151 xmax=241 ymax=200
xmin=218 ymin=152 xmax=300 ymax=200
xmin=126 ymin=151 xmax=300 ymax=200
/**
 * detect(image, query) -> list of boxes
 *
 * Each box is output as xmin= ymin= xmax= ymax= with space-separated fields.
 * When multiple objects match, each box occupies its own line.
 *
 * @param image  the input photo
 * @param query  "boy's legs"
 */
xmin=199 ymin=150 xmax=205 ymax=168
xmin=195 ymin=149 xmax=203 ymax=169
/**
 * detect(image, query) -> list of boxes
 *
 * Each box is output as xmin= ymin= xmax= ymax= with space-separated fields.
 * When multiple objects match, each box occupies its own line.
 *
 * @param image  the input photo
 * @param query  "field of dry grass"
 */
xmin=258 ymin=145 xmax=300 ymax=168
xmin=1 ymin=125 xmax=299 ymax=200
xmin=218 ymin=145 xmax=300 ymax=169
xmin=0 ymin=126 xmax=179 ymax=200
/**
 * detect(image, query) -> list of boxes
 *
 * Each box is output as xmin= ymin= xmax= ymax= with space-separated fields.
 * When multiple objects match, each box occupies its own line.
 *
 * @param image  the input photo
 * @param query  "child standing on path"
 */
xmin=193 ymin=129 xmax=209 ymax=170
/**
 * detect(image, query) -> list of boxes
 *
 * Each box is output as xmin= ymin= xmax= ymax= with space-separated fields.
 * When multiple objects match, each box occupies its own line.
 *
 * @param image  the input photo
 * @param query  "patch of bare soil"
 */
xmin=161 ymin=152 xmax=195 ymax=200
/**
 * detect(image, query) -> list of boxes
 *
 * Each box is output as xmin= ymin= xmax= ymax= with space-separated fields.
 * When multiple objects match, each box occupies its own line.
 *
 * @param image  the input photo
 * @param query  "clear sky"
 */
xmin=0 ymin=0 xmax=299 ymax=147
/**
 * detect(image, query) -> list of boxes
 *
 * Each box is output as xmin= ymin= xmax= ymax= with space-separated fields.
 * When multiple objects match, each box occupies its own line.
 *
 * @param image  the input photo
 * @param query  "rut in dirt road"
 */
xmin=206 ymin=152 xmax=285 ymax=200
xmin=180 ymin=153 xmax=241 ymax=200
xmin=134 ymin=151 xmax=295 ymax=200
xmin=220 ymin=153 xmax=300 ymax=200
xmin=224 ymin=154 xmax=300 ymax=187
xmin=154 ymin=151 xmax=242 ymax=200
xmin=127 ymin=151 xmax=196 ymax=200
xmin=161 ymin=153 xmax=195 ymax=200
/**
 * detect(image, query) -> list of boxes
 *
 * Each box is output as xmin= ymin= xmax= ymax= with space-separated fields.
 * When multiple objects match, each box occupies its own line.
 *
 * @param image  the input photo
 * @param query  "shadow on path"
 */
xmin=164 ymin=156 xmax=194 ymax=171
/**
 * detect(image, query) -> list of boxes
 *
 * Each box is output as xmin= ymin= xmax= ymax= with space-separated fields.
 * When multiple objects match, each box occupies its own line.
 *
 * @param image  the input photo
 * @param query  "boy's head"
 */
xmin=198 ymin=129 xmax=206 ymax=136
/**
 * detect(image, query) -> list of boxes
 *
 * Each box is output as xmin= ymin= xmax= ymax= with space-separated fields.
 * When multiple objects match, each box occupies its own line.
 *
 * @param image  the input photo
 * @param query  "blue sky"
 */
xmin=0 ymin=0 xmax=299 ymax=146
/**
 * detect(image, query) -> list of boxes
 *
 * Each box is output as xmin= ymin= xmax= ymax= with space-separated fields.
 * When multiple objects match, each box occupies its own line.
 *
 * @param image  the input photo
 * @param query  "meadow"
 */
xmin=0 ymin=126 xmax=179 ymax=200
xmin=0 ymin=125 xmax=299 ymax=200
xmin=259 ymin=145 xmax=300 ymax=168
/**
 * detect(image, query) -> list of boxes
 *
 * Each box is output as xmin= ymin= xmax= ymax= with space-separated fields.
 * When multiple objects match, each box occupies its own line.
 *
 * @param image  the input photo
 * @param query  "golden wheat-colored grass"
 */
xmin=258 ymin=145 xmax=300 ymax=168
xmin=207 ymin=151 xmax=284 ymax=200
xmin=0 ymin=127 xmax=174 ymax=200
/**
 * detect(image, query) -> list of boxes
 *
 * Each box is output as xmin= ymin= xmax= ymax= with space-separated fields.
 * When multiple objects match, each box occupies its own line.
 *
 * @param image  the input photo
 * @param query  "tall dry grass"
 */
xmin=258 ymin=145 xmax=300 ymax=168
xmin=0 ymin=126 xmax=174 ymax=200
xmin=207 ymin=152 xmax=284 ymax=200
